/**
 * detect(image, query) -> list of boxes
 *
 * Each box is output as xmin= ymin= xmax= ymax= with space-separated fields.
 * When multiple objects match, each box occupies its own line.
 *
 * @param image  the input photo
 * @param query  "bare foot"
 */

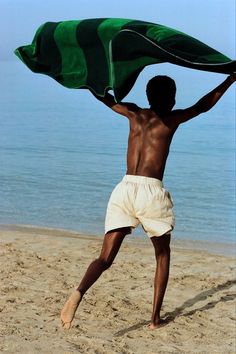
xmin=60 ymin=290 xmax=82 ymax=329
xmin=148 ymin=319 xmax=166 ymax=330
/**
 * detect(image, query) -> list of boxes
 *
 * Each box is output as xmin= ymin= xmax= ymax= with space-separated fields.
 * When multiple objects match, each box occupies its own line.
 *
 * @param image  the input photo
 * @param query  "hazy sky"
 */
xmin=1 ymin=0 xmax=235 ymax=61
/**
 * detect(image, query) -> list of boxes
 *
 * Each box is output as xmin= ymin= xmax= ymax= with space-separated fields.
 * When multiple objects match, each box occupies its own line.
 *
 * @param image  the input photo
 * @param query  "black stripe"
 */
xmin=76 ymin=18 xmax=109 ymax=92
xmin=114 ymin=68 xmax=143 ymax=102
xmin=121 ymin=20 xmax=152 ymax=36
xmin=112 ymin=27 xmax=167 ymax=62
xmin=112 ymin=21 xmax=156 ymax=61
xmin=159 ymin=34 xmax=217 ymax=61
xmin=35 ymin=22 xmax=62 ymax=77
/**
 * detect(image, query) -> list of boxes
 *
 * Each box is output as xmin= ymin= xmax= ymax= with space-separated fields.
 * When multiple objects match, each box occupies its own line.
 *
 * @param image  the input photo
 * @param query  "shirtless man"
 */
xmin=61 ymin=73 xmax=235 ymax=330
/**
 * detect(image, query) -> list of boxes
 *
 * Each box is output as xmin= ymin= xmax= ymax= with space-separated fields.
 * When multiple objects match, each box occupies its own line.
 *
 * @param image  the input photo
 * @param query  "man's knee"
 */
xmin=106 ymin=226 xmax=131 ymax=237
xmin=96 ymin=257 xmax=113 ymax=271
xmin=151 ymin=233 xmax=171 ymax=257
xmin=156 ymin=244 xmax=171 ymax=257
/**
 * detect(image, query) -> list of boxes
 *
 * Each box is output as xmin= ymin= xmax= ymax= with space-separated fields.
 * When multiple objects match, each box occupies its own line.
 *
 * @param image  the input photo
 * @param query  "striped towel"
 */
xmin=14 ymin=18 xmax=235 ymax=102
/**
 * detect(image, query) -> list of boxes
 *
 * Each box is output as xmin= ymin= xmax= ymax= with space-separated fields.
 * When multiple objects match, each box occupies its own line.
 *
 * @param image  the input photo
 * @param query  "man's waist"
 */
xmin=122 ymin=174 xmax=163 ymax=187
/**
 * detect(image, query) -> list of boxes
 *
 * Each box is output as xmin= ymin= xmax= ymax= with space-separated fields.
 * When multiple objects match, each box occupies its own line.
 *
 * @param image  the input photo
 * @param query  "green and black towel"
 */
xmin=15 ymin=18 xmax=236 ymax=101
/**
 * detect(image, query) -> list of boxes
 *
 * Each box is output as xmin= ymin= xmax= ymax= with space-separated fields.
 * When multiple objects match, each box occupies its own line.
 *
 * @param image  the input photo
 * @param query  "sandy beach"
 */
xmin=0 ymin=225 xmax=235 ymax=354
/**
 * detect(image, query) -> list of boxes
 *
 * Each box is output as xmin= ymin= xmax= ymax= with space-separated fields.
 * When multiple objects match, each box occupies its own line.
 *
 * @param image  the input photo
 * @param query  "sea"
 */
xmin=0 ymin=61 xmax=235 ymax=246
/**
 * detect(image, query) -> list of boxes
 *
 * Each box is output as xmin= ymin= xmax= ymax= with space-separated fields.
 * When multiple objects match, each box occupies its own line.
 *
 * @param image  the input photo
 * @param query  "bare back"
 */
xmin=126 ymin=108 xmax=177 ymax=180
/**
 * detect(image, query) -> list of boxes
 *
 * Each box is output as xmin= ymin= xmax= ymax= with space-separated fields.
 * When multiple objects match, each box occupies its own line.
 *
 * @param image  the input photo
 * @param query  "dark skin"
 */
xmin=61 ymin=74 xmax=235 ymax=330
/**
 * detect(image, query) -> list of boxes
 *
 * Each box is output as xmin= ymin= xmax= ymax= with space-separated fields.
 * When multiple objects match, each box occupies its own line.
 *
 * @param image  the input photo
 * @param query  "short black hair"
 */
xmin=146 ymin=75 xmax=176 ymax=108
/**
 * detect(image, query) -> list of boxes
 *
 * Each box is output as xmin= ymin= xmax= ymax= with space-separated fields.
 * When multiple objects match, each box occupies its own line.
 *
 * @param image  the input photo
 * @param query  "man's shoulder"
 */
xmin=129 ymin=107 xmax=160 ymax=125
xmin=131 ymin=107 xmax=153 ymax=116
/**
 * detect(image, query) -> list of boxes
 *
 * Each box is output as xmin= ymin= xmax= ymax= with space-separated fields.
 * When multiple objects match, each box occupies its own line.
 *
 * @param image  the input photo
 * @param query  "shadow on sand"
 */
xmin=114 ymin=279 xmax=236 ymax=337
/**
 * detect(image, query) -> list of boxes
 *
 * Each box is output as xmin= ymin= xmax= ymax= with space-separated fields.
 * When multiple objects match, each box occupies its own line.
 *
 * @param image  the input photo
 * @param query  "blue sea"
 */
xmin=0 ymin=61 xmax=235 ymax=245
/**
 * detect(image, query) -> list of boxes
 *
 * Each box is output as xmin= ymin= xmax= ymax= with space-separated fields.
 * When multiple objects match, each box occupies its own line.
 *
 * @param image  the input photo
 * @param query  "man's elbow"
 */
xmin=195 ymin=102 xmax=209 ymax=114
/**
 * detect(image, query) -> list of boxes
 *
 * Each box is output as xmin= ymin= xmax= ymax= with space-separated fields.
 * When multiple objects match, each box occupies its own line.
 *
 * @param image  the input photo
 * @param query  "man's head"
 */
xmin=146 ymin=75 xmax=176 ymax=115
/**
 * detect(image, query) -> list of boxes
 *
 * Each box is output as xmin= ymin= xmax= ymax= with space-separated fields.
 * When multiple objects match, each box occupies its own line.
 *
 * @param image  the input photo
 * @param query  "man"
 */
xmin=61 ymin=73 xmax=235 ymax=330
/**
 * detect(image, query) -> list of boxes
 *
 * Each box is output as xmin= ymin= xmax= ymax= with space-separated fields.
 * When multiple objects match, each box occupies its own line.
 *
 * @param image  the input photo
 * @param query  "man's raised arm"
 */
xmin=171 ymin=73 xmax=236 ymax=125
xmin=90 ymin=91 xmax=139 ymax=118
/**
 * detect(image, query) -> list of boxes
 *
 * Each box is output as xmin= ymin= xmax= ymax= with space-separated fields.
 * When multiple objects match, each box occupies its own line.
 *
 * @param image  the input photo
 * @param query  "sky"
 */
xmin=1 ymin=0 xmax=235 ymax=61
xmin=1 ymin=0 xmax=235 ymax=107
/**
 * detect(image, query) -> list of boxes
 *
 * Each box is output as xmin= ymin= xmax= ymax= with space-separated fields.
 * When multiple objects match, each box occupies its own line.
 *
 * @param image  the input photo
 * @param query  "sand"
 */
xmin=0 ymin=225 xmax=235 ymax=354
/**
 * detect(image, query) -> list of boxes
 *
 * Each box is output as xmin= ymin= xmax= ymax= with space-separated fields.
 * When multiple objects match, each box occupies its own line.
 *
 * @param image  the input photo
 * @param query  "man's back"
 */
xmin=126 ymin=108 xmax=177 ymax=180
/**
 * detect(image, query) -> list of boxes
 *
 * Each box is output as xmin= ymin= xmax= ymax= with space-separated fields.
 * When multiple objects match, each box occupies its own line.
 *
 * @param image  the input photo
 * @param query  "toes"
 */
xmin=61 ymin=319 xmax=72 ymax=329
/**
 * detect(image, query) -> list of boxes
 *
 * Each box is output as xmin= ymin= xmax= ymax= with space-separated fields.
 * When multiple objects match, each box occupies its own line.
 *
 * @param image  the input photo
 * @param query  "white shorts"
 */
xmin=105 ymin=175 xmax=175 ymax=237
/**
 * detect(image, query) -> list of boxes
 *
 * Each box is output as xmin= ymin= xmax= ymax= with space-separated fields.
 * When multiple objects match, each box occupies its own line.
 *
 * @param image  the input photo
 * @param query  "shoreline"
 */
xmin=0 ymin=223 xmax=235 ymax=258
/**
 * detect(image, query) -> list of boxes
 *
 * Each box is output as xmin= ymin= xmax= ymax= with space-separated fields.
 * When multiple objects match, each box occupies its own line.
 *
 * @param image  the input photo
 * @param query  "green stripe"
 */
xmin=97 ymin=18 xmax=132 ymax=86
xmin=54 ymin=21 xmax=87 ymax=88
